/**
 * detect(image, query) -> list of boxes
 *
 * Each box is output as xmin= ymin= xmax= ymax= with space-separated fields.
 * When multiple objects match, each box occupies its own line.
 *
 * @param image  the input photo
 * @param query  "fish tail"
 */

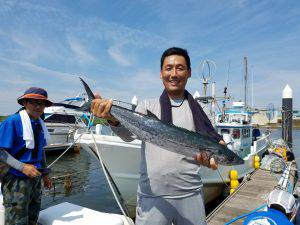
xmin=80 ymin=77 xmax=95 ymax=101
xmin=79 ymin=77 xmax=95 ymax=111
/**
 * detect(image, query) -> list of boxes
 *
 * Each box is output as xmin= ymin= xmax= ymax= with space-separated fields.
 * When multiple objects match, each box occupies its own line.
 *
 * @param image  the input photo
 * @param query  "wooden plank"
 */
xmin=207 ymin=169 xmax=279 ymax=225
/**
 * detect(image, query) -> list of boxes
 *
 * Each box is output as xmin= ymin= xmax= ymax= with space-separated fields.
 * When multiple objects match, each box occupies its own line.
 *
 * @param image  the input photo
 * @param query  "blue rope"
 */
xmin=224 ymin=204 xmax=267 ymax=225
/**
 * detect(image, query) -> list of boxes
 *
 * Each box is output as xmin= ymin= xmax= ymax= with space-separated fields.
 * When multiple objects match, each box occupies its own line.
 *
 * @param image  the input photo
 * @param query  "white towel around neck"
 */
xmin=19 ymin=110 xmax=51 ymax=149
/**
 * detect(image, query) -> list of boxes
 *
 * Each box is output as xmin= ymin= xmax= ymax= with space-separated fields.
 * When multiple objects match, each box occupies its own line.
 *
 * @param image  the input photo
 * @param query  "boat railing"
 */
xmin=252 ymin=133 xmax=270 ymax=154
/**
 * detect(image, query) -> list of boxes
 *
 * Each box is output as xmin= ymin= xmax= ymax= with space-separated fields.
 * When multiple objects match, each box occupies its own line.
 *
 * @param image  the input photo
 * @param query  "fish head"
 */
xmin=212 ymin=147 xmax=244 ymax=166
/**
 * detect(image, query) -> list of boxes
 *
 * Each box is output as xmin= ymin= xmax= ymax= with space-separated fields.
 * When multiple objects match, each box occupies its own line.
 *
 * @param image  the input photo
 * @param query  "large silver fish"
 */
xmin=58 ymin=78 xmax=244 ymax=165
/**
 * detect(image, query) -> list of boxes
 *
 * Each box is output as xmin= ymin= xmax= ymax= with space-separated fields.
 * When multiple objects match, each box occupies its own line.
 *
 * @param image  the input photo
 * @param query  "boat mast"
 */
xmin=244 ymin=57 xmax=248 ymax=109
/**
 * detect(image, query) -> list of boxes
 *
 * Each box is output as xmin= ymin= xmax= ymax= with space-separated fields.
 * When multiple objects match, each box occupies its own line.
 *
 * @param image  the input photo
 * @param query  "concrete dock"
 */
xmin=206 ymin=169 xmax=281 ymax=225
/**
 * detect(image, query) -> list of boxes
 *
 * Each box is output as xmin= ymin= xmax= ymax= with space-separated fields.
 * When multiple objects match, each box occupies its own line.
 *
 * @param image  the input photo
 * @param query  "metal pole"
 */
xmin=282 ymin=84 xmax=293 ymax=149
xmin=211 ymin=82 xmax=216 ymax=120
xmin=251 ymin=68 xmax=254 ymax=109
xmin=244 ymin=57 xmax=248 ymax=109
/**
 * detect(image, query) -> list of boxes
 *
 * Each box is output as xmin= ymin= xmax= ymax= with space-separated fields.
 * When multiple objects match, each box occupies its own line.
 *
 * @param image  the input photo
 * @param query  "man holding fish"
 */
xmin=91 ymin=47 xmax=226 ymax=225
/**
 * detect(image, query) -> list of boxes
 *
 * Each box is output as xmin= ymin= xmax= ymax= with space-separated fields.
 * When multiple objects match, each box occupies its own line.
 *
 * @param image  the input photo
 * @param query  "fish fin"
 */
xmin=79 ymin=77 xmax=95 ymax=101
xmin=146 ymin=110 xmax=159 ymax=119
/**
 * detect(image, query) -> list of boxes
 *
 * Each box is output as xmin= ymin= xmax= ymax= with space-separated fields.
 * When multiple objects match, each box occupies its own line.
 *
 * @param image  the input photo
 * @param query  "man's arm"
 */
xmin=91 ymin=97 xmax=148 ymax=142
xmin=0 ymin=148 xmax=24 ymax=171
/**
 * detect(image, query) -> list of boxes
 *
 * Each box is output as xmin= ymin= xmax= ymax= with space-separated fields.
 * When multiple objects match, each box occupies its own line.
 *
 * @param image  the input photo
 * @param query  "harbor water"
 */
xmin=41 ymin=128 xmax=300 ymax=215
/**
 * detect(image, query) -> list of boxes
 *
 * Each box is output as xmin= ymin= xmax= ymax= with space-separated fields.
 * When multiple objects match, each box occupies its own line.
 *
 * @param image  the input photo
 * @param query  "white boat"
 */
xmin=75 ymin=101 xmax=270 ymax=217
xmin=44 ymin=96 xmax=89 ymax=151
xmin=38 ymin=202 xmax=134 ymax=225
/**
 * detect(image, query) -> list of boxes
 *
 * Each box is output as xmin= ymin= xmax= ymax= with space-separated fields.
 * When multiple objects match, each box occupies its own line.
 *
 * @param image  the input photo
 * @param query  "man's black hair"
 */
xmin=160 ymin=47 xmax=191 ymax=70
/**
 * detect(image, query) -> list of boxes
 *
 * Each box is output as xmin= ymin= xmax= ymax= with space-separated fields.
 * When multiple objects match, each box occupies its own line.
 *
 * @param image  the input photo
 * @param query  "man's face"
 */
xmin=23 ymin=99 xmax=46 ymax=119
xmin=160 ymin=55 xmax=191 ymax=98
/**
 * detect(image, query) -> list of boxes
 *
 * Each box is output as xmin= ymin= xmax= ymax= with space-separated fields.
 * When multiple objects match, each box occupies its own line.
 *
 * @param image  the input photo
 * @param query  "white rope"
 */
xmin=47 ymin=132 xmax=84 ymax=168
xmin=90 ymin=132 xmax=135 ymax=225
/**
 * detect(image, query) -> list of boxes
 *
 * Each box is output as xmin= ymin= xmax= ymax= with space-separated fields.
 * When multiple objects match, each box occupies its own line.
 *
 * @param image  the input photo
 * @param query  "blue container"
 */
xmin=243 ymin=209 xmax=293 ymax=225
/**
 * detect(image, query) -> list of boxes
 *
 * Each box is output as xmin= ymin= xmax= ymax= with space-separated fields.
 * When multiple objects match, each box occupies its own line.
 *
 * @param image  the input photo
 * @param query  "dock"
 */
xmin=207 ymin=169 xmax=281 ymax=225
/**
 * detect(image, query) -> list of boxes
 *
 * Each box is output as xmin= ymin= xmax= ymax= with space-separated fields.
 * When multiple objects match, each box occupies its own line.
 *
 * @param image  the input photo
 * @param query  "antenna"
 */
xmin=221 ymin=61 xmax=231 ymax=120
xmin=244 ymin=57 xmax=248 ymax=109
xmin=200 ymin=60 xmax=216 ymax=98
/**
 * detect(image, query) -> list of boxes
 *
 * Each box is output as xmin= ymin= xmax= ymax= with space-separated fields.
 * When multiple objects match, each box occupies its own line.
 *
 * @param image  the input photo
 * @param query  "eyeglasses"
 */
xmin=27 ymin=99 xmax=46 ymax=107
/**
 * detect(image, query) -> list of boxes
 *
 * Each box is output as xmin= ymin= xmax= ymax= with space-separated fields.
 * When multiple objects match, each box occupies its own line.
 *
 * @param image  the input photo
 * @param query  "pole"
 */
xmin=244 ymin=57 xmax=248 ymax=109
xmin=282 ymin=84 xmax=293 ymax=149
xmin=211 ymin=82 xmax=216 ymax=120
xmin=251 ymin=68 xmax=254 ymax=109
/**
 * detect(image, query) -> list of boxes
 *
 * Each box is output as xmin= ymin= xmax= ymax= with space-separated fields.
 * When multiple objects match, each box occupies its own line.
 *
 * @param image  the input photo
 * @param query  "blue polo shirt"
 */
xmin=0 ymin=113 xmax=46 ymax=177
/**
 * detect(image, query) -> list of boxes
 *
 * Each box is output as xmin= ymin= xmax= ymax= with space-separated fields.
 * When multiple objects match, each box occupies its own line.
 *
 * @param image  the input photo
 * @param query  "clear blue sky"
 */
xmin=0 ymin=0 xmax=299 ymax=114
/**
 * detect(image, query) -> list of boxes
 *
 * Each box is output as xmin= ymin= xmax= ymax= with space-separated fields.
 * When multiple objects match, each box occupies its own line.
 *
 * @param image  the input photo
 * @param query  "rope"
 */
xmin=90 ymin=132 xmax=135 ymax=225
xmin=216 ymin=167 xmax=230 ymax=188
xmin=47 ymin=132 xmax=84 ymax=168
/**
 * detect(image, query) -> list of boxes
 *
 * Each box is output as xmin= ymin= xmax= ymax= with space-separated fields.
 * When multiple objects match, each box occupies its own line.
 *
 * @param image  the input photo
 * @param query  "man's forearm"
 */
xmin=0 ymin=148 xmax=24 ymax=171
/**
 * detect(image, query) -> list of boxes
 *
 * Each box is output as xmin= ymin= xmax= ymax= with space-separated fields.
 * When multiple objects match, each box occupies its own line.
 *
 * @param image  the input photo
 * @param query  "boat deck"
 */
xmin=206 ymin=169 xmax=280 ymax=225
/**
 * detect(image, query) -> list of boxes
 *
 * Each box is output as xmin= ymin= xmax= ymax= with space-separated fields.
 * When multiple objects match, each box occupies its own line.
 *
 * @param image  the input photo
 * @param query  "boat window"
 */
xmin=232 ymin=129 xmax=240 ymax=139
xmin=242 ymin=129 xmax=251 ymax=138
xmin=44 ymin=114 xmax=76 ymax=123
xmin=221 ymin=129 xmax=230 ymax=134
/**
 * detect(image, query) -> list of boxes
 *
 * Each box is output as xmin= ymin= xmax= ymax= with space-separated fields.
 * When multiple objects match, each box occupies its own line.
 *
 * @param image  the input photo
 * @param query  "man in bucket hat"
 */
xmin=0 ymin=87 xmax=52 ymax=225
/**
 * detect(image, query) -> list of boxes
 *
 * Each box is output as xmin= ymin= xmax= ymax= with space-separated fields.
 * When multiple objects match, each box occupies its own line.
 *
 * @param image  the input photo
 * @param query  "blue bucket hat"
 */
xmin=17 ymin=87 xmax=53 ymax=107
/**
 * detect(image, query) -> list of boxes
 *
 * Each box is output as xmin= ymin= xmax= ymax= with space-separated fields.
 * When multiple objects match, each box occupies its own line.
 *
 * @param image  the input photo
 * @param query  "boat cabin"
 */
xmin=215 ymin=102 xmax=254 ymax=154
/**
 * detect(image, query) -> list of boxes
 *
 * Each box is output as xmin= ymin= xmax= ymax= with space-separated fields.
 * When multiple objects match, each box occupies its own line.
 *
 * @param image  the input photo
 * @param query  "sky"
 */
xmin=0 ymin=0 xmax=299 ymax=115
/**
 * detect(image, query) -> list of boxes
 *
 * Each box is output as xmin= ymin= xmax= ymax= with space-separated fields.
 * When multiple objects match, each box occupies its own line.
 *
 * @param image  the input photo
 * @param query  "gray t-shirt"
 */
xmin=112 ymin=98 xmax=203 ymax=198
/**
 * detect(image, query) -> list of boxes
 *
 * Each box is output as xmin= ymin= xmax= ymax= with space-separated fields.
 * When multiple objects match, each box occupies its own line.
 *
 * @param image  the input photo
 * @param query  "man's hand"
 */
xmin=194 ymin=140 xmax=225 ymax=169
xmin=43 ymin=176 xmax=52 ymax=189
xmin=219 ymin=140 xmax=226 ymax=145
xmin=90 ymin=95 xmax=119 ymax=125
xmin=22 ymin=164 xmax=41 ymax=178
xmin=194 ymin=152 xmax=218 ymax=170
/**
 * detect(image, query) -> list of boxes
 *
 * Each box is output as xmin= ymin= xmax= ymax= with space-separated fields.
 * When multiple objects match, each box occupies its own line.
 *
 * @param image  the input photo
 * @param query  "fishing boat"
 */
xmin=44 ymin=96 xmax=89 ymax=151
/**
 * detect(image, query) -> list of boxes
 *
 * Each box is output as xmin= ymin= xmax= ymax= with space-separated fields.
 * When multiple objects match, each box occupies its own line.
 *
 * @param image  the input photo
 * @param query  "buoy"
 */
xmin=254 ymin=155 xmax=260 ymax=162
xmin=229 ymin=170 xmax=238 ymax=180
xmin=229 ymin=170 xmax=239 ymax=193
xmin=253 ymin=155 xmax=260 ymax=169
xmin=230 ymin=180 xmax=239 ymax=189
xmin=230 ymin=188 xmax=235 ymax=195
xmin=274 ymin=147 xmax=287 ymax=160
xmin=254 ymin=161 xmax=260 ymax=169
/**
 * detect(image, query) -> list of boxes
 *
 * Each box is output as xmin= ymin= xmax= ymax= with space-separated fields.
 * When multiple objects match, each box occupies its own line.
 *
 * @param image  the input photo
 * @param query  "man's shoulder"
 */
xmin=143 ymin=98 xmax=159 ymax=106
xmin=1 ymin=113 xmax=20 ymax=126
xmin=137 ymin=98 xmax=161 ymax=117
